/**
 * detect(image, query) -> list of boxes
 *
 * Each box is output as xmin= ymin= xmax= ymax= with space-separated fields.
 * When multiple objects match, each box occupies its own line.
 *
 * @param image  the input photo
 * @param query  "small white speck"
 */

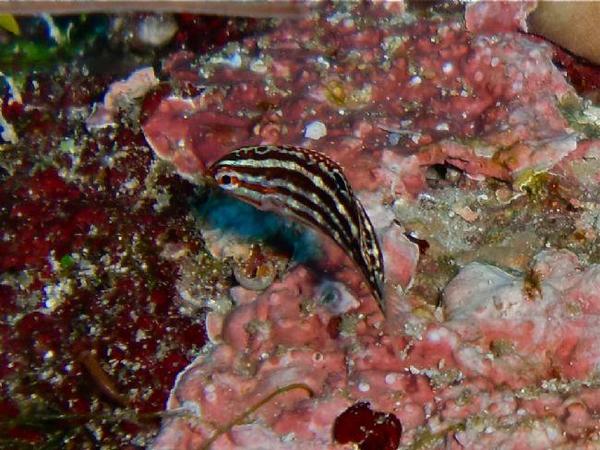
xmin=250 ymin=59 xmax=267 ymax=73
xmin=304 ymin=120 xmax=327 ymax=140
xmin=385 ymin=373 xmax=397 ymax=385
xmin=435 ymin=122 xmax=449 ymax=131
xmin=281 ymin=432 xmax=296 ymax=443
xmin=44 ymin=350 xmax=55 ymax=361
xmin=491 ymin=57 xmax=500 ymax=67
xmin=135 ymin=329 xmax=147 ymax=342
xmin=123 ymin=178 xmax=139 ymax=191
xmin=315 ymin=56 xmax=330 ymax=69
xmin=474 ymin=71 xmax=484 ymax=82
xmin=442 ymin=62 xmax=453 ymax=74
xmin=512 ymin=81 xmax=523 ymax=92
xmin=0 ymin=111 xmax=18 ymax=144
xmin=358 ymin=382 xmax=370 ymax=392
xmin=181 ymin=400 xmax=202 ymax=417
xmin=428 ymin=329 xmax=443 ymax=342
xmin=408 ymin=76 xmax=422 ymax=86
xmin=204 ymin=384 xmax=217 ymax=402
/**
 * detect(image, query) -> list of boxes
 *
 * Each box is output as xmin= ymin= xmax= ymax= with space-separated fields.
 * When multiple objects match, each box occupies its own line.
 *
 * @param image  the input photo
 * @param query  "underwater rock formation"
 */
xmin=143 ymin=1 xmax=600 ymax=448
xmin=3 ymin=1 xmax=600 ymax=449
xmin=153 ymin=248 xmax=600 ymax=448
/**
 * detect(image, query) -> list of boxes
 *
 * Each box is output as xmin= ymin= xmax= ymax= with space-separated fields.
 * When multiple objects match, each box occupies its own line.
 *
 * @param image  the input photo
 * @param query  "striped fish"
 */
xmin=207 ymin=145 xmax=385 ymax=312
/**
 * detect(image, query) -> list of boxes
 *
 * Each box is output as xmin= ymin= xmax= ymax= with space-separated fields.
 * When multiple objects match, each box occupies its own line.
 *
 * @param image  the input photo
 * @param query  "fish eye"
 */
xmin=218 ymin=174 xmax=239 ymax=189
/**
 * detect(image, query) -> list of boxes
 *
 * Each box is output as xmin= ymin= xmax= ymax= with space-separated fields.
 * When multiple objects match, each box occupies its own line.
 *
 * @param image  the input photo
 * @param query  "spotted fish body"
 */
xmin=207 ymin=145 xmax=385 ymax=312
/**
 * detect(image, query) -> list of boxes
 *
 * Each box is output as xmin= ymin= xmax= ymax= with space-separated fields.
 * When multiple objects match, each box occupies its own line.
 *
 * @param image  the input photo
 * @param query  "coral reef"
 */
xmin=2 ymin=1 xmax=600 ymax=449
xmin=145 ymin=1 xmax=600 ymax=449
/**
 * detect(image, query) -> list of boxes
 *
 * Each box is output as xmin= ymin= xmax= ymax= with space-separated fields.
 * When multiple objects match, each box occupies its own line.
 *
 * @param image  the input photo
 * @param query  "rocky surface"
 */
xmin=2 ymin=2 xmax=600 ymax=449
xmin=143 ymin=2 xmax=600 ymax=449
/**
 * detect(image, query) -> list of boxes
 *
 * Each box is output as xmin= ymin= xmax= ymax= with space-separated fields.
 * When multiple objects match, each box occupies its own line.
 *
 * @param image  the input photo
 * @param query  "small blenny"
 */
xmin=207 ymin=145 xmax=385 ymax=312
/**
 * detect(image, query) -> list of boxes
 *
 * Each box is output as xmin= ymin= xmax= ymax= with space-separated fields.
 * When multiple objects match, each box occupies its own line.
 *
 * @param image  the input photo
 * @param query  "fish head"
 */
xmin=208 ymin=159 xmax=266 ymax=209
xmin=209 ymin=163 xmax=242 ymax=191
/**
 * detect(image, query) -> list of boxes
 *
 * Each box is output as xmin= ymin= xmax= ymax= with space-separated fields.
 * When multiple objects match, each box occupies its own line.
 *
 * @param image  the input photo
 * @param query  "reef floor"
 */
xmin=1 ymin=2 xmax=600 ymax=449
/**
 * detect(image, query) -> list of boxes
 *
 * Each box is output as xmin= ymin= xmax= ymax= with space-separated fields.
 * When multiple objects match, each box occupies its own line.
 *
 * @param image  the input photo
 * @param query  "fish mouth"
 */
xmin=205 ymin=160 xmax=226 ymax=182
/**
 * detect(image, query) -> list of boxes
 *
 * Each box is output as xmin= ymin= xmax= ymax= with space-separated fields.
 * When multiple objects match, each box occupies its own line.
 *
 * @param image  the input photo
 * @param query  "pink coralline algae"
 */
xmin=86 ymin=66 xmax=159 ymax=130
xmin=154 ymin=248 xmax=600 ymax=449
xmin=444 ymin=250 xmax=600 ymax=383
xmin=152 ymin=267 xmax=425 ymax=450
xmin=141 ymin=1 xmax=600 ymax=449
xmin=142 ymin=1 xmax=592 ymax=191
xmin=464 ymin=1 xmax=537 ymax=34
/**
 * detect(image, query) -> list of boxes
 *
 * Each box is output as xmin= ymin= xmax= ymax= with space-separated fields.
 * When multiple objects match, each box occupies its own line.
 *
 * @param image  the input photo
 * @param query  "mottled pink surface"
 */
xmin=465 ymin=0 xmax=537 ymax=34
xmin=145 ymin=2 xmax=600 ymax=449
xmin=154 ymin=248 xmax=600 ymax=449
xmin=143 ymin=1 xmax=580 ymax=190
xmin=153 ymin=267 xmax=428 ymax=450
xmin=87 ymin=67 xmax=159 ymax=129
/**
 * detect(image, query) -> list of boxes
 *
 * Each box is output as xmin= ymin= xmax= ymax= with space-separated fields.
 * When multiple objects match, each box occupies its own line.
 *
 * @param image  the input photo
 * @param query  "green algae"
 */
xmin=0 ymin=14 xmax=20 ymax=36
xmin=58 ymin=254 xmax=75 ymax=270
xmin=490 ymin=339 xmax=516 ymax=358
xmin=558 ymin=95 xmax=600 ymax=140
xmin=0 ymin=16 xmax=110 ymax=74
xmin=0 ymin=401 xmax=190 ymax=450
xmin=407 ymin=422 xmax=465 ymax=450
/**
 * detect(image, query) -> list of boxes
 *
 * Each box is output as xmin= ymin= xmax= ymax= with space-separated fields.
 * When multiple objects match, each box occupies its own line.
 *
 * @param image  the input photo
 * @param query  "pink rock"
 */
xmin=153 ymin=248 xmax=600 ymax=449
xmin=465 ymin=1 xmax=537 ymax=34
xmin=144 ymin=3 xmax=600 ymax=448
xmin=444 ymin=250 xmax=600 ymax=381
xmin=142 ymin=97 xmax=253 ymax=178
xmin=104 ymin=67 xmax=160 ymax=111
xmin=142 ymin=3 xmax=579 ymax=189
xmin=382 ymin=225 xmax=419 ymax=289
xmin=87 ymin=67 xmax=159 ymax=129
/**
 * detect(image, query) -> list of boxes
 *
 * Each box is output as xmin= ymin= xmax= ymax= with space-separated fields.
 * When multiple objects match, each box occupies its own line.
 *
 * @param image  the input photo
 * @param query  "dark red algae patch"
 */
xmin=0 ymin=75 xmax=210 ymax=447
xmin=333 ymin=402 xmax=402 ymax=450
xmin=0 ymin=13 xmax=262 ymax=448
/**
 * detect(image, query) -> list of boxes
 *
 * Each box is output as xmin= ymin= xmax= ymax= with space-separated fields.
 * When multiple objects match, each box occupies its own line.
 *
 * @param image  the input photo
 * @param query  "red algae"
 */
xmin=0 ymin=13 xmax=257 ymax=448
xmin=333 ymin=402 xmax=402 ymax=450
